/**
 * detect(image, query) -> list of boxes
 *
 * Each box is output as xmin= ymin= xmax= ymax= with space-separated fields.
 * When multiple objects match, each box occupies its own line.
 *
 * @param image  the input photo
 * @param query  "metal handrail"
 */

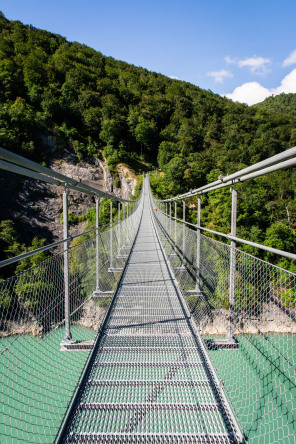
xmin=0 ymin=238 xmax=67 ymax=269
xmin=156 ymin=206 xmax=296 ymax=261
xmin=0 ymin=147 xmax=136 ymax=202
xmin=157 ymin=146 xmax=296 ymax=202
xmin=0 ymin=215 xmax=124 ymax=269
xmin=0 ymin=147 xmax=141 ymax=270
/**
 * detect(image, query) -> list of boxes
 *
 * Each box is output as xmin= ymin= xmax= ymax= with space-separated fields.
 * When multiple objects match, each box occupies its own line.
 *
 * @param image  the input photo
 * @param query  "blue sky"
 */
xmin=2 ymin=0 xmax=296 ymax=105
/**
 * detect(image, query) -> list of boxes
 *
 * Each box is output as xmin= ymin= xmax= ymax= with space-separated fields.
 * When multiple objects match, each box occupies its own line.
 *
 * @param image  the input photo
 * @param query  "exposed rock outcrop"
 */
xmin=0 ymin=148 xmax=138 ymax=246
xmin=74 ymin=298 xmax=108 ymax=331
xmin=117 ymin=164 xmax=138 ymax=199
xmin=197 ymin=302 xmax=296 ymax=335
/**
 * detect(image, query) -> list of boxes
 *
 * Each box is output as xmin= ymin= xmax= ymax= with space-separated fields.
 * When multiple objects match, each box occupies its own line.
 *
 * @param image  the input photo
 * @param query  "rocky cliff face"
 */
xmin=112 ymin=164 xmax=138 ymax=200
xmin=0 ymin=149 xmax=138 ymax=246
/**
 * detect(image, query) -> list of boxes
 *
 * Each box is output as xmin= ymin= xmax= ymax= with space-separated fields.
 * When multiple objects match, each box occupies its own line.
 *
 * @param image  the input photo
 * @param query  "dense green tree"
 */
xmin=0 ymin=220 xmax=49 ymax=278
xmin=264 ymin=222 xmax=296 ymax=264
xmin=255 ymin=93 xmax=296 ymax=117
xmin=134 ymin=117 xmax=158 ymax=155
xmin=0 ymin=12 xmax=296 ymax=271
xmin=157 ymin=141 xmax=179 ymax=170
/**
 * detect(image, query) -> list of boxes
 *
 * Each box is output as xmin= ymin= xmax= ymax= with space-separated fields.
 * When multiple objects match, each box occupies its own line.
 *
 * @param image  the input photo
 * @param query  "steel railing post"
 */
xmin=169 ymin=202 xmax=172 ymax=237
xmin=164 ymin=202 xmax=168 ymax=232
xmin=196 ymin=196 xmax=201 ymax=291
xmin=228 ymin=185 xmax=237 ymax=339
xmin=166 ymin=202 xmax=168 ymax=232
xmin=63 ymin=187 xmax=72 ymax=342
xmin=182 ymin=200 xmax=185 ymax=266
xmin=123 ymin=202 xmax=126 ymax=245
xmin=96 ymin=196 xmax=100 ymax=291
xmin=174 ymin=201 xmax=177 ymax=253
xmin=118 ymin=202 xmax=121 ymax=256
xmin=110 ymin=200 xmax=113 ymax=269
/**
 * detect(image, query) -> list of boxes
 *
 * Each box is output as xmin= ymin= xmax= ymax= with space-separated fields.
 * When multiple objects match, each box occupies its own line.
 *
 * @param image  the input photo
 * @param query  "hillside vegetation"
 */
xmin=254 ymin=93 xmax=296 ymax=117
xmin=1 ymin=12 xmax=296 ymax=271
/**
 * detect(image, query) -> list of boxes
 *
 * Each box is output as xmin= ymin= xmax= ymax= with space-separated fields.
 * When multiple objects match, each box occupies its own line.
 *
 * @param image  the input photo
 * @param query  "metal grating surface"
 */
xmin=62 ymin=181 xmax=242 ymax=443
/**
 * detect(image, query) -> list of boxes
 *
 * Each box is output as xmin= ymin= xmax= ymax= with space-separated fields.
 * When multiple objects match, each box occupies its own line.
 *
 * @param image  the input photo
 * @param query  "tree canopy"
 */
xmin=254 ymin=93 xmax=296 ymax=117
xmin=1 ymin=12 xmax=296 ymax=271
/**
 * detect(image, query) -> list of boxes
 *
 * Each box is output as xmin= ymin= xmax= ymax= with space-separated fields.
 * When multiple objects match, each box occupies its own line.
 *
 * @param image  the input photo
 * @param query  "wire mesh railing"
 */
xmin=151 ymin=192 xmax=296 ymax=443
xmin=0 ymin=196 xmax=143 ymax=443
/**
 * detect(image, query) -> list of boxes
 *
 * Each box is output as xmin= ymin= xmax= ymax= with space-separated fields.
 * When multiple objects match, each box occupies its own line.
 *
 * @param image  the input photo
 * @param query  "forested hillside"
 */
xmin=254 ymin=93 xmax=296 ymax=117
xmin=1 ymin=12 xmax=296 ymax=271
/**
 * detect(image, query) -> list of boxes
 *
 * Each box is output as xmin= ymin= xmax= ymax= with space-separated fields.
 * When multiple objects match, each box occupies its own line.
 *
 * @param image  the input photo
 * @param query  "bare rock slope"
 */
xmin=0 ymin=150 xmax=137 ymax=245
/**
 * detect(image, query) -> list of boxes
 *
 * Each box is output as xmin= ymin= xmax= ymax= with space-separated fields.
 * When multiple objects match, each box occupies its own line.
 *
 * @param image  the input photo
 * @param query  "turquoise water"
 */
xmin=209 ymin=334 xmax=296 ymax=443
xmin=1 ymin=325 xmax=96 ymax=443
xmin=1 ymin=330 xmax=295 ymax=443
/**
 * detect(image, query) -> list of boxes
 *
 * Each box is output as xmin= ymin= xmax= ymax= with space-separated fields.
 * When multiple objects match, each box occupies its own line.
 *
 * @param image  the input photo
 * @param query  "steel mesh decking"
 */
xmin=62 ymin=183 xmax=242 ymax=443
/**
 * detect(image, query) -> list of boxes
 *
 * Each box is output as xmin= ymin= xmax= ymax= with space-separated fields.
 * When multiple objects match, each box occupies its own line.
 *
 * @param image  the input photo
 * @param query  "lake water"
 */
xmin=1 ymin=330 xmax=295 ymax=443
xmin=209 ymin=333 xmax=296 ymax=443
xmin=1 ymin=325 xmax=96 ymax=443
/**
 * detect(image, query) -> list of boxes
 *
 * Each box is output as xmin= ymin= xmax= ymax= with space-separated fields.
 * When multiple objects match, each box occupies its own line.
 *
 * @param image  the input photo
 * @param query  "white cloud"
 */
xmin=225 ymin=69 xmax=296 ymax=105
xmin=225 ymin=82 xmax=271 ymax=105
xmin=238 ymin=56 xmax=271 ymax=74
xmin=169 ymin=75 xmax=179 ymax=80
xmin=225 ymin=55 xmax=271 ymax=75
xmin=225 ymin=56 xmax=236 ymax=64
xmin=208 ymin=69 xmax=233 ymax=83
xmin=283 ymin=49 xmax=296 ymax=67
xmin=274 ymin=69 xmax=296 ymax=94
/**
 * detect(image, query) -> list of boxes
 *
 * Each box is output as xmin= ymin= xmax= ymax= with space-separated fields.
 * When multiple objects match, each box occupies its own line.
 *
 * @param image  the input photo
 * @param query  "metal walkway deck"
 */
xmin=61 ymin=181 xmax=243 ymax=443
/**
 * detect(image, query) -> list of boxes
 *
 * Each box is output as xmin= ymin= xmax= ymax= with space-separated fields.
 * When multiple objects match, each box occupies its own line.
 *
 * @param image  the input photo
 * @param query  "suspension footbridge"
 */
xmin=0 ymin=147 xmax=296 ymax=443
xmin=59 ymin=180 xmax=243 ymax=443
